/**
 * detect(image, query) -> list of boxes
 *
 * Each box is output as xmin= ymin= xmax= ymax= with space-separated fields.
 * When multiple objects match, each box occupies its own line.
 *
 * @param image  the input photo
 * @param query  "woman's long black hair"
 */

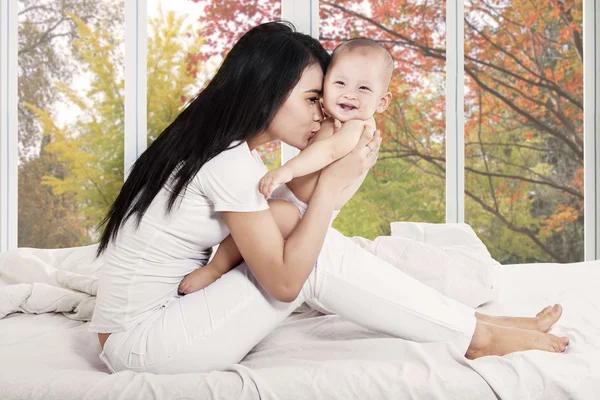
xmin=96 ymin=21 xmax=330 ymax=257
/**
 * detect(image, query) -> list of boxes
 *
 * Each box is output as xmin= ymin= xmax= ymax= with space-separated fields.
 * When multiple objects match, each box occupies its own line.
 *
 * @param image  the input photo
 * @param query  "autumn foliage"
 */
xmin=197 ymin=0 xmax=583 ymax=263
xmin=22 ymin=0 xmax=583 ymax=263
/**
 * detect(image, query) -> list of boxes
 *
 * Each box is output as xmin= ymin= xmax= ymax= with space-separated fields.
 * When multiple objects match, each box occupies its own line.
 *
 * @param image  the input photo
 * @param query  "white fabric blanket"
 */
xmin=1 ymin=260 xmax=600 ymax=399
xmin=1 ymin=225 xmax=600 ymax=399
xmin=0 ymin=244 xmax=101 ymax=321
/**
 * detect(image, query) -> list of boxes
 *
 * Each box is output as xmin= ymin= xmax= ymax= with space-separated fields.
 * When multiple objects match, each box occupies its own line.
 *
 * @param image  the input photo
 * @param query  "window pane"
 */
xmin=147 ymin=0 xmax=282 ymax=170
xmin=18 ymin=0 xmax=124 ymax=247
xmin=464 ymin=0 xmax=583 ymax=263
xmin=320 ymin=0 xmax=447 ymax=239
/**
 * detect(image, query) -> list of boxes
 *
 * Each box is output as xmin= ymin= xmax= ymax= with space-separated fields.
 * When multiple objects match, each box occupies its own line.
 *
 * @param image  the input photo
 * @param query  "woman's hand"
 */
xmin=319 ymin=123 xmax=381 ymax=196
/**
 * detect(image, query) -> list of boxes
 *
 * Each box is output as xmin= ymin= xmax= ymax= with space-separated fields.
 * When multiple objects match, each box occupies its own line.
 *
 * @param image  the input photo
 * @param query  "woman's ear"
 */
xmin=376 ymin=92 xmax=392 ymax=114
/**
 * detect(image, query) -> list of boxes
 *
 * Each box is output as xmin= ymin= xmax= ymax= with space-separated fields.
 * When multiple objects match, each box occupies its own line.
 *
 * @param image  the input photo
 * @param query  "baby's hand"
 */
xmin=259 ymin=166 xmax=294 ymax=199
xmin=178 ymin=265 xmax=221 ymax=295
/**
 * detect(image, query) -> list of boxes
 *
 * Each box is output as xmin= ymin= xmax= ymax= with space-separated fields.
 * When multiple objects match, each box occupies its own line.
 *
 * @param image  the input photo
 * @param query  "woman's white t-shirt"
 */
xmin=89 ymin=141 xmax=269 ymax=333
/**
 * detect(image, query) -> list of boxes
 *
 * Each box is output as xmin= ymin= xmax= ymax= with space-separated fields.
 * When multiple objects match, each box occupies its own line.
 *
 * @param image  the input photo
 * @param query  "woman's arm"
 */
xmin=222 ymin=125 xmax=381 ymax=303
xmin=178 ymin=200 xmax=303 ymax=295
xmin=204 ymin=161 xmax=368 ymax=287
xmin=288 ymin=118 xmax=376 ymax=208
xmin=202 ymin=201 xmax=302 ymax=278
xmin=222 ymin=184 xmax=335 ymax=302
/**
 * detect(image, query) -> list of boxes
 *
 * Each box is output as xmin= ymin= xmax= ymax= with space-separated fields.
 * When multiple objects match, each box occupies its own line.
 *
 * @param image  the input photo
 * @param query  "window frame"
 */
xmin=1 ymin=0 xmax=598 ymax=259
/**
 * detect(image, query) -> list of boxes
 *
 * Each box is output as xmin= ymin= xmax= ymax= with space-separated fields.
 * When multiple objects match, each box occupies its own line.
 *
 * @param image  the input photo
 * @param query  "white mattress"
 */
xmin=1 ymin=260 xmax=600 ymax=399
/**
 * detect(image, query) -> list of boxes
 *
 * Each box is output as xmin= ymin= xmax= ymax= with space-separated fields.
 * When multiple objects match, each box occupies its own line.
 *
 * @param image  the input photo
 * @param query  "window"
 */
xmin=464 ymin=0 xmax=584 ymax=263
xmin=17 ymin=0 xmax=124 ymax=247
xmin=320 ymin=0 xmax=447 ymax=239
xmin=146 ymin=0 xmax=282 ymax=170
xmin=2 ymin=0 xmax=597 ymax=259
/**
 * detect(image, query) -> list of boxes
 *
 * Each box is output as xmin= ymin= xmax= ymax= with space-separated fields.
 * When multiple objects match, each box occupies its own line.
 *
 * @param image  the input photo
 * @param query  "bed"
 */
xmin=1 ymin=223 xmax=599 ymax=399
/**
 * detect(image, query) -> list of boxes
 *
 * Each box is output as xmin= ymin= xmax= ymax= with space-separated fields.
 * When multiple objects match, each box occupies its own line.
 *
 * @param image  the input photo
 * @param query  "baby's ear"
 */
xmin=376 ymin=92 xmax=392 ymax=114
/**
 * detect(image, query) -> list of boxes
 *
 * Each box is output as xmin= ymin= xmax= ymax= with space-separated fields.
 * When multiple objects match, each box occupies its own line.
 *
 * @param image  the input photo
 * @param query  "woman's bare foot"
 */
xmin=475 ymin=304 xmax=563 ymax=333
xmin=465 ymin=320 xmax=569 ymax=359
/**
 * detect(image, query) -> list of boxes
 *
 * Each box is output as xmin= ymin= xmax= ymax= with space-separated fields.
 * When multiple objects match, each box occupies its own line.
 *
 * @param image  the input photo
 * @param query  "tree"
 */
xmin=18 ymin=0 xmax=116 ymax=159
xmin=197 ymin=0 xmax=584 ymax=263
xmin=18 ymin=136 xmax=88 ymax=248
xmin=28 ymin=7 xmax=204 ymax=243
xmin=18 ymin=0 xmax=119 ymax=247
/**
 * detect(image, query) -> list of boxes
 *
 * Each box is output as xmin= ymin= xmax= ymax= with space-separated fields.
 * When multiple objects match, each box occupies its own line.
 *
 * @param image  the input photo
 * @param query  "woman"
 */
xmin=90 ymin=21 xmax=568 ymax=374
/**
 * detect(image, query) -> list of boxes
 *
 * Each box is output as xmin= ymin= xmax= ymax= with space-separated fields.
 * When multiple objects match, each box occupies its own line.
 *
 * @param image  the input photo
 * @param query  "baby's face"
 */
xmin=322 ymin=51 xmax=389 ymax=122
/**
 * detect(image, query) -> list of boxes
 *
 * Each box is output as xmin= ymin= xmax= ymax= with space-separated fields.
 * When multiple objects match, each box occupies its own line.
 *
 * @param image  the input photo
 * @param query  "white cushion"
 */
xmin=384 ymin=222 xmax=499 ymax=308
xmin=390 ymin=222 xmax=500 ymax=266
xmin=304 ymin=222 xmax=498 ymax=314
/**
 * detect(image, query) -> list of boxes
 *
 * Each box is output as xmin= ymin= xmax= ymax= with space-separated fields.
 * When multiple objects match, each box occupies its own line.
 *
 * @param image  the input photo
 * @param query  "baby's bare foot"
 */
xmin=475 ymin=304 xmax=563 ymax=333
xmin=178 ymin=267 xmax=220 ymax=295
xmin=178 ymin=271 xmax=203 ymax=295
xmin=466 ymin=321 xmax=569 ymax=359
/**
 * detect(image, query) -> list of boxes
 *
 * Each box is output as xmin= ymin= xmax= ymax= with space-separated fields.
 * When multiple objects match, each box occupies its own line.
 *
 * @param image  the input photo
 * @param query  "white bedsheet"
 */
xmin=1 ymin=258 xmax=600 ymax=399
xmin=470 ymin=261 xmax=600 ymax=399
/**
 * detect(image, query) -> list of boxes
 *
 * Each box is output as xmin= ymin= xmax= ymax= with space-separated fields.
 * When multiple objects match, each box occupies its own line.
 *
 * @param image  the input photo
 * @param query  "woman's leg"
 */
xmin=474 ymin=306 xmax=563 ymax=333
xmin=352 ymin=235 xmax=564 ymax=333
xmin=301 ymin=228 xmax=568 ymax=358
xmin=103 ymin=227 xmax=568 ymax=374
xmin=102 ymin=261 xmax=306 ymax=374
xmin=302 ymin=228 xmax=477 ymax=348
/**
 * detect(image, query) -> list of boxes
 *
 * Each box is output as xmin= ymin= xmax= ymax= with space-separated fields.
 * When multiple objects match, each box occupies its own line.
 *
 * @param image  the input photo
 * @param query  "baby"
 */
xmin=178 ymin=38 xmax=393 ymax=295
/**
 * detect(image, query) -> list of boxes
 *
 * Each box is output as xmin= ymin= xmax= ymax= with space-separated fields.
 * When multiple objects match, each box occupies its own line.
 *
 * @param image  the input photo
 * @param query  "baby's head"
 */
xmin=322 ymin=39 xmax=393 ymax=122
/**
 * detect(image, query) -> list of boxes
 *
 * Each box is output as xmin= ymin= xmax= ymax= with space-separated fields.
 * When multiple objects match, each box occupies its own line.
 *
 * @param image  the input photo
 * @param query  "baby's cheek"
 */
xmin=322 ymin=95 xmax=336 ymax=112
xmin=323 ymin=104 xmax=345 ymax=122
xmin=359 ymin=108 xmax=374 ymax=121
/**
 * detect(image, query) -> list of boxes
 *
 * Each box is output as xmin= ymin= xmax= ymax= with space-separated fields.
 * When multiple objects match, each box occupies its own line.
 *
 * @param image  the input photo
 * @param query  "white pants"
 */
xmin=99 ymin=228 xmax=477 ymax=375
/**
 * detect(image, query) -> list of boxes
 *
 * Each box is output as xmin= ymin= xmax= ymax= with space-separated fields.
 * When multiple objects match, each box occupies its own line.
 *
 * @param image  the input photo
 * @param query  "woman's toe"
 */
xmin=536 ymin=306 xmax=552 ymax=318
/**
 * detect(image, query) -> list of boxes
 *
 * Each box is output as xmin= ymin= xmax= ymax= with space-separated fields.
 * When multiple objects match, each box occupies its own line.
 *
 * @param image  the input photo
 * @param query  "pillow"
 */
xmin=304 ymin=222 xmax=498 ymax=314
xmin=390 ymin=222 xmax=500 ymax=266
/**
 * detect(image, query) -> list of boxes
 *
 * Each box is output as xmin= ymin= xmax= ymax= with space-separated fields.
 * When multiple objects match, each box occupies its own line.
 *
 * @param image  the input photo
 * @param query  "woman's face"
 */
xmin=263 ymin=64 xmax=324 ymax=150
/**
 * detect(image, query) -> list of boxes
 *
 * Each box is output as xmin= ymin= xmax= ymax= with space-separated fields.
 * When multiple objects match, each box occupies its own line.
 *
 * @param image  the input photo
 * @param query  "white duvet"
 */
xmin=1 ymin=223 xmax=599 ymax=399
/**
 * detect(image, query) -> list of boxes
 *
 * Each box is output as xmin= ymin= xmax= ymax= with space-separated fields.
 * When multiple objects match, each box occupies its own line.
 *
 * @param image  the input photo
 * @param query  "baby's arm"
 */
xmin=259 ymin=119 xmax=369 ymax=198
xmin=285 ymin=117 xmax=375 ymax=176
xmin=288 ymin=116 xmax=376 ymax=205
xmin=178 ymin=200 xmax=301 ymax=295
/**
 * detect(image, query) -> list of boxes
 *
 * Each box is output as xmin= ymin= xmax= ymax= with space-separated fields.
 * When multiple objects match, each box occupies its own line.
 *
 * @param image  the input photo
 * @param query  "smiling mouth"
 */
xmin=339 ymin=103 xmax=357 ymax=111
